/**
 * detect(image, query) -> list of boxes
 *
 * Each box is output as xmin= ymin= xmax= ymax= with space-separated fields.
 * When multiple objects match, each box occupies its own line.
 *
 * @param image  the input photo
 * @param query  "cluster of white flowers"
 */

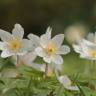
xmin=0 ymin=24 xmax=78 ymax=91
xmin=0 ymin=24 xmax=70 ymax=64
xmin=3 ymin=23 xmax=96 ymax=91
xmin=1 ymin=23 xmax=96 ymax=92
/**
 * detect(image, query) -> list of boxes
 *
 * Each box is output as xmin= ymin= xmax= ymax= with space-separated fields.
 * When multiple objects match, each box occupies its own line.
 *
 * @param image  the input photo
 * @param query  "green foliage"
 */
xmin=0 ymin=57 xmax=96 ymax=96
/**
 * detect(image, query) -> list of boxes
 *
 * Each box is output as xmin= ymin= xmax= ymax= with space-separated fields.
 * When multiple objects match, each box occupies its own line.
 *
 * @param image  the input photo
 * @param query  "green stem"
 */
xmin=27 ymin=77 xmax=32 ymax=96
xmin=27 ymin=77 xmax=32 ymax=88
xmin=54 ymin=69 xmax=59 ymax=78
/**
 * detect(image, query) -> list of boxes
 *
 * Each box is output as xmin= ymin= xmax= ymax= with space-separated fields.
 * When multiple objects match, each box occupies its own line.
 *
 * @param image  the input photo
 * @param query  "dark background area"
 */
xmin=0 ymin=0 xmax=96 ymax=36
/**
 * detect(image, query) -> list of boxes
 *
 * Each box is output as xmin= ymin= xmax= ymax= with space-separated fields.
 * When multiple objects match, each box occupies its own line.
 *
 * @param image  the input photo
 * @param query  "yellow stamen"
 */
xmin=45 ymin=42 xmax=57 ymax=55
xmin=89 ymin=50 xmax=96 ymax=58
xmin=8 ymin=39 xmax=22 ymax=52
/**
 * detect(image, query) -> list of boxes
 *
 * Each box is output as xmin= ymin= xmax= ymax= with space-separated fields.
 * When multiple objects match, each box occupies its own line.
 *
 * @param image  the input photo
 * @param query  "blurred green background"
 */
xmin=0 ymin=0 xmax=96 ymax=77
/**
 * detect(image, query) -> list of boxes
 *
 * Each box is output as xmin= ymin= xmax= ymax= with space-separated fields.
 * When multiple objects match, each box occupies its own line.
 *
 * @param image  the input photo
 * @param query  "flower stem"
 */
xmin=16 ymin=55 xmax=19 ymax=66
xmin=54 ymin=69 xmax=59 ymax=78
xmin=44 ymin=63 xmax=48 ymax=78
xmin=27 ymin=77 xmax=32 ymax=96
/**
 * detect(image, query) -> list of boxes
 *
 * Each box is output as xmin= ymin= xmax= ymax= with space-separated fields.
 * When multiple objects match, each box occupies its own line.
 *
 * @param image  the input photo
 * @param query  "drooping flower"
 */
xmin=58 ymin=75 xmax=79 ymax=91
xmin=0 ymin=24 xmax=30 ymax=58
xmin=73 ymin=32 xmax=96 ymax=60
xmin=18 ymin=52 xmax=44 ymax=70
xmin=34 ymin=27 xmax=70 ymax=65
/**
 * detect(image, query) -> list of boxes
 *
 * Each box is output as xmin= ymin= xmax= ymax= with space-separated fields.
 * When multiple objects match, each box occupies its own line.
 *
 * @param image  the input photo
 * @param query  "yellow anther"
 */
xmin=89 ymin=50 xmax=96 ymax=58
xmin=8 ymin=39 xmax=21 ymax=52
xmin=46 ymin=42 xmax=57 ymax=55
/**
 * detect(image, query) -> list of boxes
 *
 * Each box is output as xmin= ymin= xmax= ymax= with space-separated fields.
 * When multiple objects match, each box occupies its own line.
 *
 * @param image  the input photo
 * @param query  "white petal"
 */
xmin=35 ymin=47 xmax=45 ymax=57
xmin=12 ymin=24 xmax=24 ymax=39
xmin=58 ymin=75 xmax=79 ymax=91
xmin=54 ymin=63 xmax=62 ymax=71
xmin=40 ymin=27 xmax=52 ymax=48
xmin=27 ymin=63 xmax=45 ymax=72
xmin=80 ymin=52 xmax=93 ymax=60
xmin=82 ymin=39 xmax=96 ymax=47
xmin=83 ymin=41 xmax=96 ymax=51
xmin=21 ymin=39 xmax=31 ymax=50
xmin=19 ymin=52 xmax=37 ymax=64
xmin=73 ymin=44 xmax=94 ymax=60
xmin=0 ymin=42 xmax=7 ymax=50
xmin=0 ymin=42 xmax=4 ymax=50
xmin=17 ymin=39 xmax=29 ymax=56
xmin=52 ymin=34 xmax=64 ymax=47
xmin=52 ymin=55 xmax=63 ymax=64
xmin=0 ymin=30 xmax=13 ymax=41
xmin=28 ymin=33 xmax=40 ymax=50
xmin=95 ymin=32 xmax=96 ymax=42
xmin=73 ymin=44 xmax=82 ymax=53
xmin=57 ymin=45 xmax=70 ymax=55
xmin=1 ymin=51 xmax=13 ymax=58
xmin=45 ymin=26 xmax=52 ymax=39
xmin=28 ymin=33 xmax=40 ymax=43
xmin=43 ymin=56 xmax=52 ymax=63
xmin=58 ymin=75 xmax=71 ymax=87
xmin=17 ymin=51 xmax=27 ymax=56
xmin=87 ymin=33 xmax=94 ymax=42
xmin=66 ymin=86 xmax=79 ymax=91
xmin=25 ymin=52 xmax=37 ymax=62
xmin=81 ymin=40 xmax=96 ymax=56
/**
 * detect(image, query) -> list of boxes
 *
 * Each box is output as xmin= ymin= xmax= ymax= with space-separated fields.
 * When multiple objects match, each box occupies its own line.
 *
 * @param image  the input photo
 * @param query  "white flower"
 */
xmin=18 ymin=52 xmax=46 ymax=72
xmin=73 ymin=32 xmax=96 ymax=60
xmin=58 ymin=75 xmax=79 ymax=91
xmin=0 ymin=24 xmax=30 ymax=58
xmin=35 ymin=27 xmax=70 ymax=65
xmin=65 ymin=24 xmax=87 ymax=44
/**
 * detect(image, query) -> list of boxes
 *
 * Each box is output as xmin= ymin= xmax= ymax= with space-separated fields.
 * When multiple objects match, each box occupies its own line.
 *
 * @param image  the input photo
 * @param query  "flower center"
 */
xmin=89 ymin=50 xmax=96 ymax=58
xmin=8 ymin=39 xmax=22 ymax=52
xmin=46 ymin=43 xmax=57 ymax=55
